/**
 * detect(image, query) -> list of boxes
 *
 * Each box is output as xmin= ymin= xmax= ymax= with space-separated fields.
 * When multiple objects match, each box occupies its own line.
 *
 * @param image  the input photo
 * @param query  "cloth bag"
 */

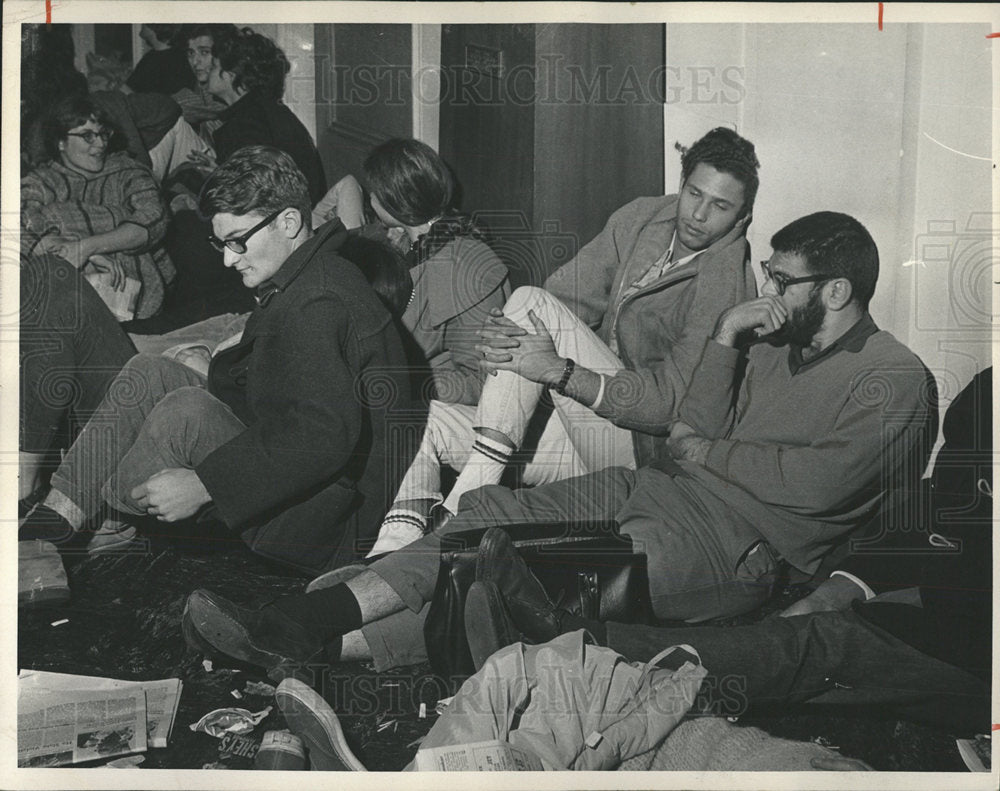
xmin=423 ymin=521 xmax=653 ymax=686
xmin=412 ymin=630 xmax=707 ymax=770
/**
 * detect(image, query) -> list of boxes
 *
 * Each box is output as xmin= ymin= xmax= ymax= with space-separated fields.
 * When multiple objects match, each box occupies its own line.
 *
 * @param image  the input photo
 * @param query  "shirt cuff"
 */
xmin=590 ymin=373 xmax=607 ymax=409
xmin=830 ymin=570 xmax=876 ymax=601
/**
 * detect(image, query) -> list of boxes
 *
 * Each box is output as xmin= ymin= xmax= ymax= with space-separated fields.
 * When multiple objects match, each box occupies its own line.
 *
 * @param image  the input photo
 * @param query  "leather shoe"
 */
xmin=183 ymin=589 xmax=323 ymax=679
xmin=276 ymin=678 xmax=367 ymax=771
xmin=475 ymin=527 xmax=558 ymax=626
xmin=464 ymin=579 xmax=561 ymax=669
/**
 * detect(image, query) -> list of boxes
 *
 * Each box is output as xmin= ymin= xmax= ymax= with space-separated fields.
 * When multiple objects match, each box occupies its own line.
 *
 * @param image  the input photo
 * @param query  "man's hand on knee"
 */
xmin=131 ymin=468 xmax=212 ymax=522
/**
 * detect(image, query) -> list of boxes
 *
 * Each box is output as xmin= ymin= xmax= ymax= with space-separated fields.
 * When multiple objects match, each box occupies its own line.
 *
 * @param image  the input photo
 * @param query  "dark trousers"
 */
xmin=606 ymin=606 xmax=990 ymax=733
xmin=20 ymin=256 xmax=136 ymax=453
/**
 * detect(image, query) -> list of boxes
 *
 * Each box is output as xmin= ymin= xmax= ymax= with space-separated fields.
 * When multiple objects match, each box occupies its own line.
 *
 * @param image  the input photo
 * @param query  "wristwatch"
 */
xmin=551 ymin=357 xmax=576 ymax=396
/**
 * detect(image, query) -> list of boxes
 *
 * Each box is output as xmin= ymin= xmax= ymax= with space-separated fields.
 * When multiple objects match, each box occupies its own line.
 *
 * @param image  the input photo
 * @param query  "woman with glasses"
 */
xmin=21 ymin=94 xmax=175 ymax=320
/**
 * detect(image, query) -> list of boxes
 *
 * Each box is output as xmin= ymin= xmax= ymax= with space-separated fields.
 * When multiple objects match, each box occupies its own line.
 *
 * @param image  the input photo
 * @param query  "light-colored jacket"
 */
xmin=544 ymin=195 xmax=754 ymax=466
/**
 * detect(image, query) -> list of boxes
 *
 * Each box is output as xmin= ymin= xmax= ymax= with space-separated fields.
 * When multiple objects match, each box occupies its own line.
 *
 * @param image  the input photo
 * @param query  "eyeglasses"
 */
xmin=66 ymin=129 xmax=113 ymax=145
xmin=760 ymin=260 xmax=833 ymax=296
xmin=207 ymin=209 xmax=284 ymax=254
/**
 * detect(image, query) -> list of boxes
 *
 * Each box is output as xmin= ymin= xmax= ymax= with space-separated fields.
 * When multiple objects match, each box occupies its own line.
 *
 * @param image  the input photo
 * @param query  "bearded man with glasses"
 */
xmin=20 ymin=146 xmax=415 ymax=575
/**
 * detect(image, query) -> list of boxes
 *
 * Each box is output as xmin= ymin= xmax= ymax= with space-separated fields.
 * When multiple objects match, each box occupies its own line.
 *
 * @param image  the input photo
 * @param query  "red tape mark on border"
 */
xmin=992 ymin=723 xmax=1000 ymax=731
xmin=45 ymin=0 xmax=51 ymax=24
xmin=878 ymin=3 xmax=883 ymax=30
xmin=987 ymin=33 xmax=1000 ymax=39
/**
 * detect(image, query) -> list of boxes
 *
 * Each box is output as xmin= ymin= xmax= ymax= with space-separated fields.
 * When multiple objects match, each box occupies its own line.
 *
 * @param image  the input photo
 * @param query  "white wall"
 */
xmin=664 ymin=22 xmax=993 ymax=411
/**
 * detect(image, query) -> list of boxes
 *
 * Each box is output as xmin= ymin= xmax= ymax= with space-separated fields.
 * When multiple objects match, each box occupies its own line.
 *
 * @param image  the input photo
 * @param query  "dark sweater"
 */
xmin=195 ymin=221 xmax=418 ymax=573
xmin=215 ymin=92 xmax=327 ymax=205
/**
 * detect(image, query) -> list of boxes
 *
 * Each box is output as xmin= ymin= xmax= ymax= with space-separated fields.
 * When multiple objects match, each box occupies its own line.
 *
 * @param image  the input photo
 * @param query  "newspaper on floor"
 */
xmin=18 ymin=686 xmax=147 ymax=767
xmin=413 ymin=738 xmax=545 ymax=771
xmin=18 ymin=670 xmax=183 ymax=749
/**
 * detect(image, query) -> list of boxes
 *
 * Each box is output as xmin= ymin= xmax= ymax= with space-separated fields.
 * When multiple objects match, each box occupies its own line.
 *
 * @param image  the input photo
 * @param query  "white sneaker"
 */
xmin=276 ymin=678 xmax=366 ymax=771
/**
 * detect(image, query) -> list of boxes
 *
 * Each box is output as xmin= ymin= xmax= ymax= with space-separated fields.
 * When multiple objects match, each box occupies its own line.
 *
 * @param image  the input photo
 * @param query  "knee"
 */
xmin=504 ymin=286 xmax=551 ymax=319
xmin=144 ymin=387 xmax=215 ymax=438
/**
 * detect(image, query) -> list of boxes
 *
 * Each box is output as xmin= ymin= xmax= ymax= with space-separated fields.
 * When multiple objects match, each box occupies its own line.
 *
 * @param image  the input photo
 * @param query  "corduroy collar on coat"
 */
xmin=255 ymin=218 xmax=347 ymax=306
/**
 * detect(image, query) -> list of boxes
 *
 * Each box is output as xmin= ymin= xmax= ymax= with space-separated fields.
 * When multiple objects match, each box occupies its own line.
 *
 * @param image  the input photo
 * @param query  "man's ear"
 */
xmin=279 ymin=208 xmax=304 ymax=238
xmin=735 ymin=211 xmax=752 ymax=231
xmin=823 ymin=278 xmax=853 ymax=311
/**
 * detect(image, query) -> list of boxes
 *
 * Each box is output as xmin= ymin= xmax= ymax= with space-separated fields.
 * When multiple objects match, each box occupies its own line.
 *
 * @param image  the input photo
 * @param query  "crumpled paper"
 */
xmin=189 ymin=706 xmax=272 ymax=738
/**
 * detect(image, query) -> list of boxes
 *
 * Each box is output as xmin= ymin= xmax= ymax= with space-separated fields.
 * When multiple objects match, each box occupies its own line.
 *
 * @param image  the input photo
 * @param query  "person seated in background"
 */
xmin=19 ymin=254 xmax=137 ymax=514
xmin=207 ymin=26 xmax=327 ymax=204
xmin=19 ymin=147 xmax=417 ymax=575
xmin=368 ymin=127 xmax=759 ymax=551
xmin=311 ymin=174 xmax=366 ymax=231
xmin=462 ymin=367 xmax=991 ymax=737
xmin=182 ymin=212 xmax=937 ymax=679
xmin=86 ymin=52 xmax=212 ymax=184
xmin=124 ymin=26 xmax=328 ymax=337
xmin=171 ymin=24 xmax=235 ymax=147
xmin=127 ymin=24 xmax=196 ymax=96
xmin=21 ymin=95 xmax=175 ymax=321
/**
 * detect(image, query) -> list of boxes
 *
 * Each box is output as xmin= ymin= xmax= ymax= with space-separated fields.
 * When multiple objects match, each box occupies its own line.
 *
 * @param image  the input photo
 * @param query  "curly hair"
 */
xmin=771 ymin=211 xmax=879 ymax=308
xmin=212 ymin=27 xmax=289 ymax=101
xmin=681 ymin=127 xmax=760 ymax=218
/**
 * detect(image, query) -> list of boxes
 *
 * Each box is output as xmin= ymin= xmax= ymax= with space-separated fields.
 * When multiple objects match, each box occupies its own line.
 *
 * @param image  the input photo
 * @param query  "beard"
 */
xmin=774 ymin=287 xmax=826 ymax=347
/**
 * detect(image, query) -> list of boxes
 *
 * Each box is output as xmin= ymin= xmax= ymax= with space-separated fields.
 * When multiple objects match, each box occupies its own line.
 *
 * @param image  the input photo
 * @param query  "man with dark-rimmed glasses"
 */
xmin=20 ymin=146 xmax=414 ymax=575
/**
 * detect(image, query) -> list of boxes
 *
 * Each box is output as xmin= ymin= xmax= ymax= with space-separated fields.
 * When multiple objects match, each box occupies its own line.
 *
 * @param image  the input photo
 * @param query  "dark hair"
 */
xmin=182 ymin=23 xmax=237 ymax=46
xmin=338 ymin=235 xmax=413 ymax=316
xmin=42 ymin=94 xmax=113 ymax=161
xmin=200 ymin=145 xmax=312 ymax=231
xmin=681 ymin=127 xmax=760 ymax=218
xmin=146 ymin=24 xmax=183 ymax=46
xmin=364 ymin=138 xmax=489 ymax=264
xmin=212 ymin=27 xmax=289 ymax=101
xmin=364 ymin=138 xmax=454 ymax=227
xmin=770 ymin=211 xmax=879 ymax=308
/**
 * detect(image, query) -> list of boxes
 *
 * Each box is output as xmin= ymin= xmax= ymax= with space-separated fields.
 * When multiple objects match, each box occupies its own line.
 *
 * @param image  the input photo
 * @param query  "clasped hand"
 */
xmin=476 ymin=308 xmax=565 ymax=384
xmin=130 ymin=468 xmax=211 ymax=522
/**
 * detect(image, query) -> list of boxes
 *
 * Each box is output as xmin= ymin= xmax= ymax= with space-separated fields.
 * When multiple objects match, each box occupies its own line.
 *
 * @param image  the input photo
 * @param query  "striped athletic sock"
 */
xmin=442 ymin=433 xmax=514 ymax=514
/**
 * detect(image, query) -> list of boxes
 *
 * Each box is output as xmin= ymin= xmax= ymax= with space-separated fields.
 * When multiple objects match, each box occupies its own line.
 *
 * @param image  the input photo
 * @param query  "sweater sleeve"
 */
xmin=115 ymin=163 xmax=168 ymax=250
xmin=701 ymin=363 xmax=933 ymax=517
xmin=676 ymin=338 xmax=745 ymax=438
xmin=596 ymin=252 xmax=751 ymax=433
xmin=195 ymin=290 xmax=364 ymax=527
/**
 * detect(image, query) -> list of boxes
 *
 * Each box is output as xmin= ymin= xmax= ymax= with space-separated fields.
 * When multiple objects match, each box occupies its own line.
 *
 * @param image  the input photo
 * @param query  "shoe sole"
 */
xmin=183 ymin=592 xmax=319 ymax=676
xmin=86 ymin=526 xmax=138 ymax=555
xmin=276 ymin=679 xmax=366 ymax=771
xmin=464 ymin=581 xmax=517 ymax=672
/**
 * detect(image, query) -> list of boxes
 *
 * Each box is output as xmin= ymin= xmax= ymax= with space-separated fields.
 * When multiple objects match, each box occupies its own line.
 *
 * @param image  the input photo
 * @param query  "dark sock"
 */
xmin=18 ymin=504 xmax=75 ymax=544
xmin=558 ymin=611 xmax=607 ymax=645
xmin=267 ymin=583 xmax=363 ymax=642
